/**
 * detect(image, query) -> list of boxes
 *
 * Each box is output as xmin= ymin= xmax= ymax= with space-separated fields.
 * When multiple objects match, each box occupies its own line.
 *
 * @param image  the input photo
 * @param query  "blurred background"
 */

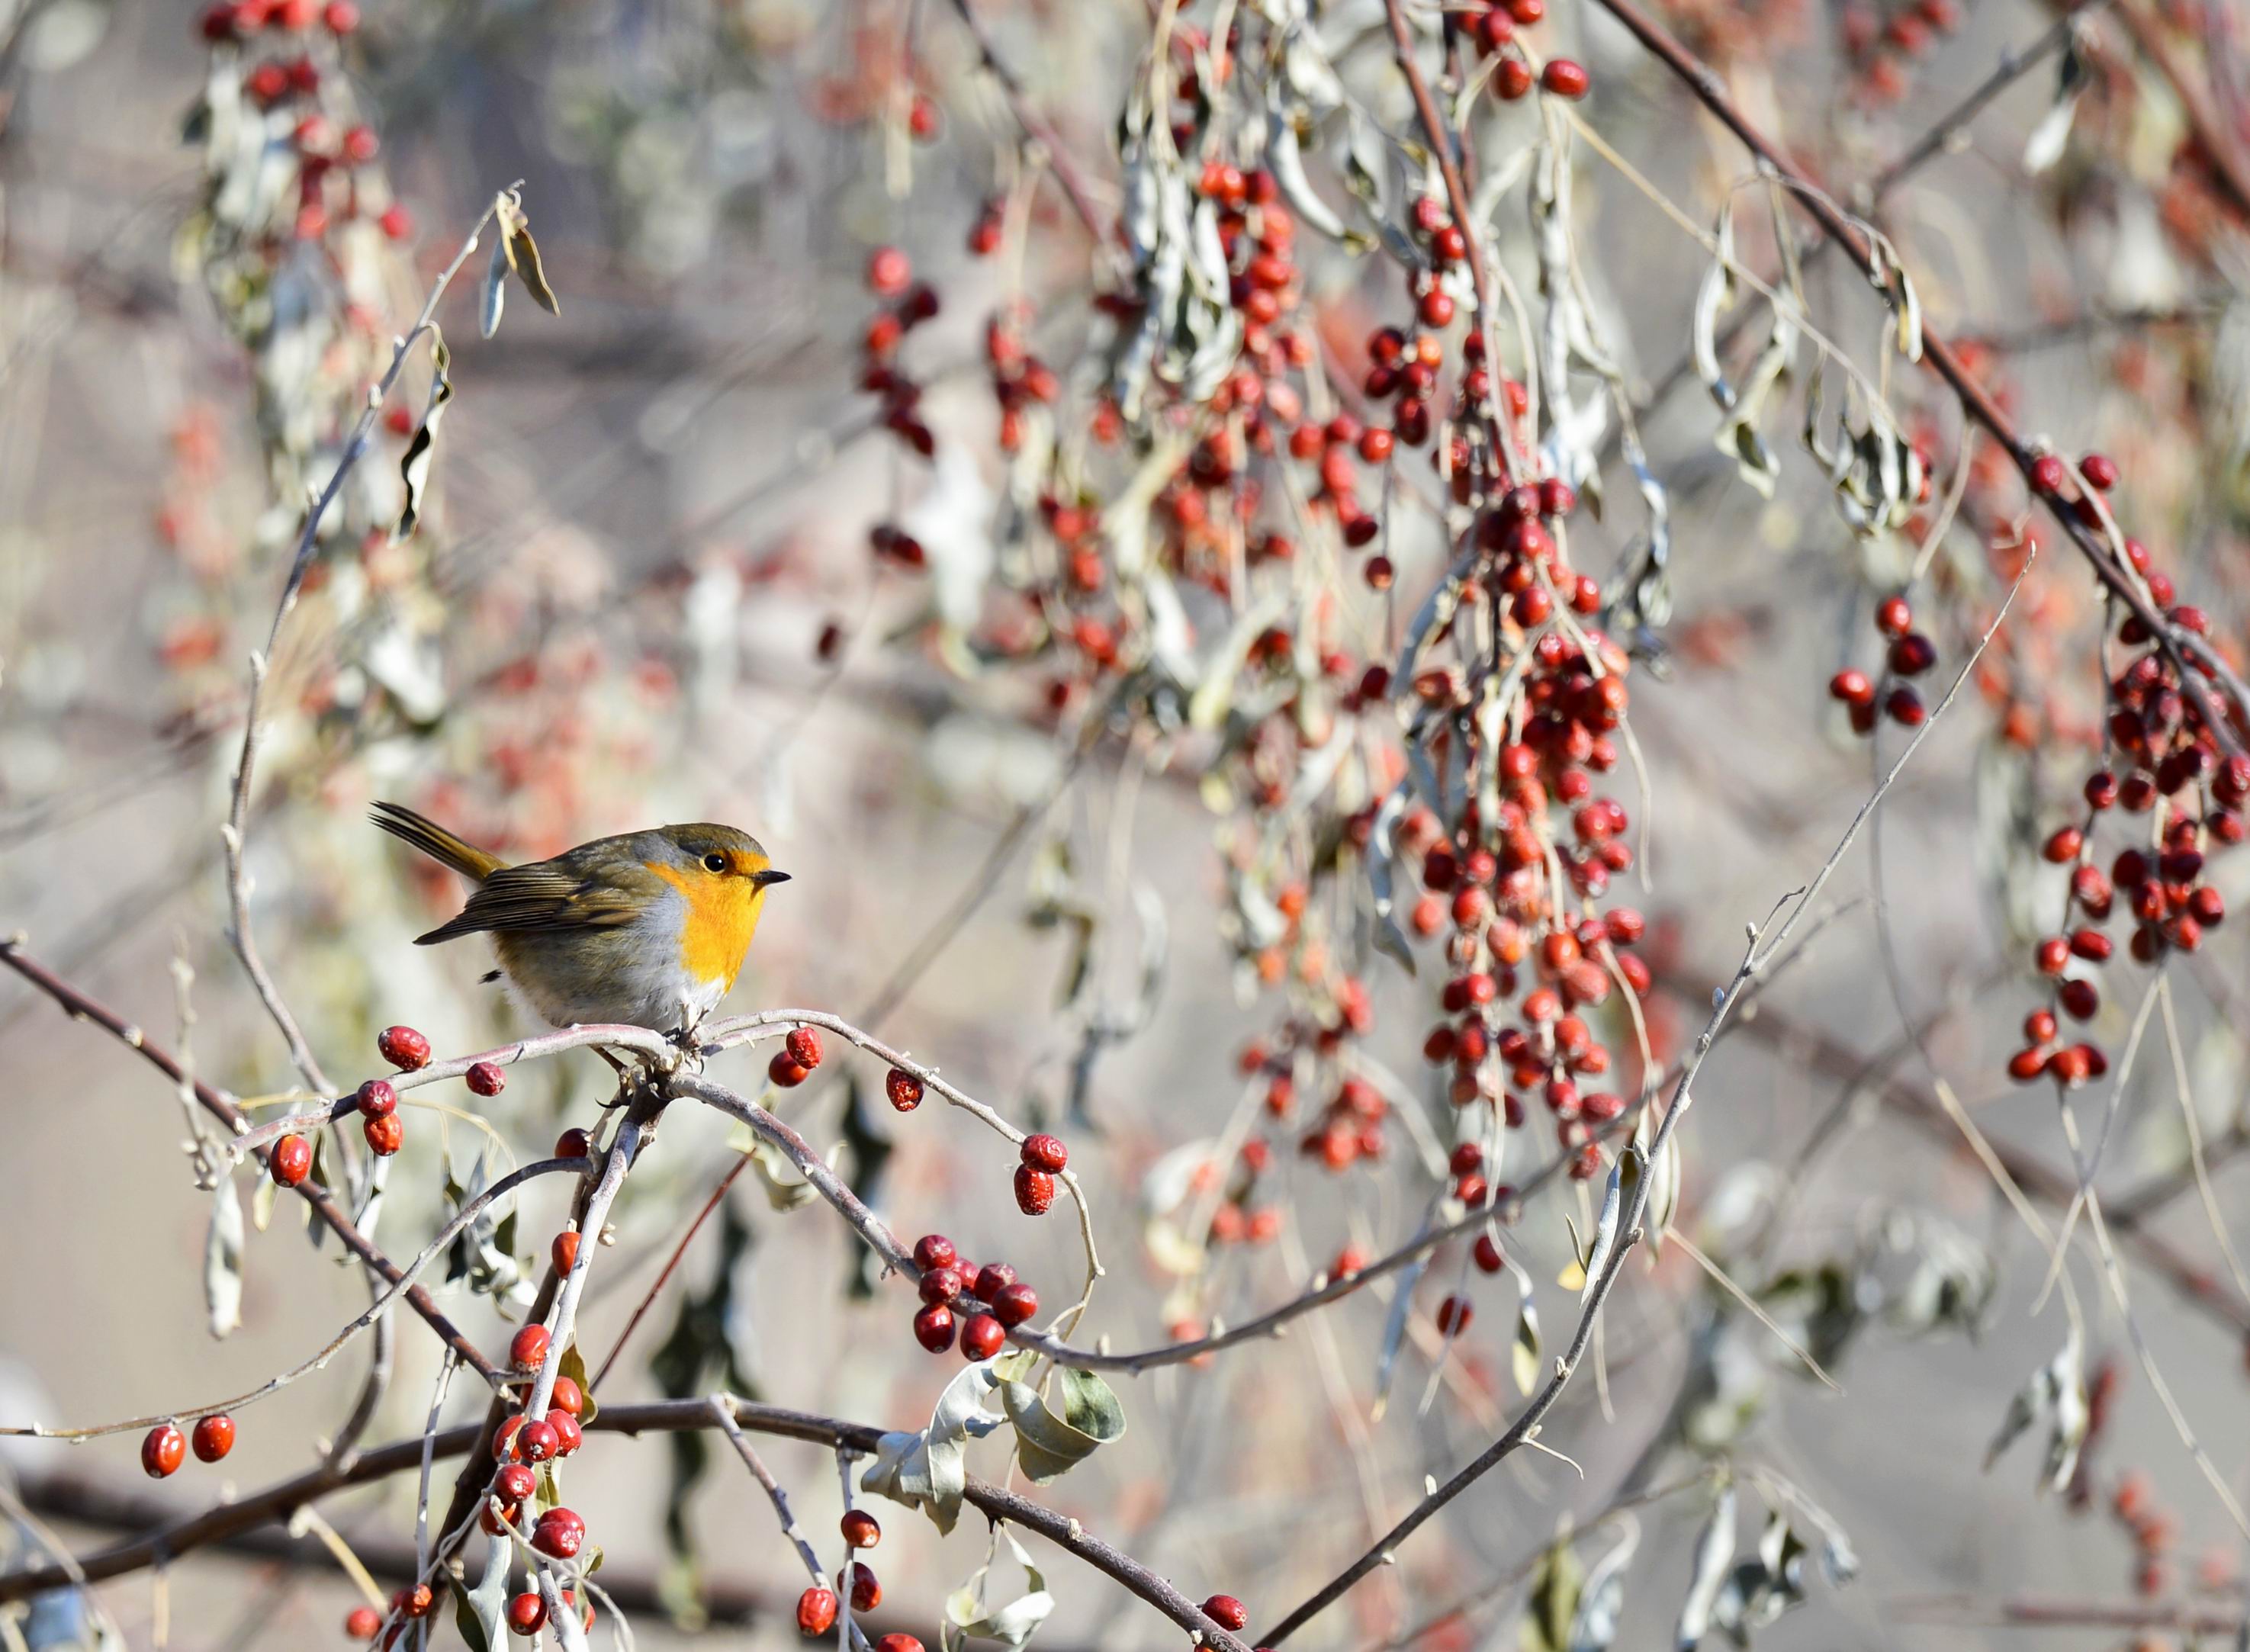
xmin=2 ymin=0 xmax=2248 ymax=1647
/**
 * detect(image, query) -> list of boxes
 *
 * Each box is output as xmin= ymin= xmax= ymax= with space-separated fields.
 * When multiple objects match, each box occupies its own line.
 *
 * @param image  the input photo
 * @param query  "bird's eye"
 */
xmin=702 ymin=853 xmax=728 ymax=873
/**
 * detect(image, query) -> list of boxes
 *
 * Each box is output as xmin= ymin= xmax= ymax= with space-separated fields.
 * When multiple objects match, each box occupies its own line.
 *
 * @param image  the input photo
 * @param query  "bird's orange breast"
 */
xmin=644 ymin=861 xmax=767 ymax=988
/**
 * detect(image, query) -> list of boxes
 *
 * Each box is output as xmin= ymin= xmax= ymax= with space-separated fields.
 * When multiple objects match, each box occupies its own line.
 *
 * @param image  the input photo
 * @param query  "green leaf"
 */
xmin=452 ymin=1531 xmax=509 ymax=1652
xmin=998 ymin=1368 xmax=1126 ymax=1484
xmin=1520 ymin=1526 xmax=1583 ymax=1652
xmin=860 ymin=1362 xmax=1001 ymax=1535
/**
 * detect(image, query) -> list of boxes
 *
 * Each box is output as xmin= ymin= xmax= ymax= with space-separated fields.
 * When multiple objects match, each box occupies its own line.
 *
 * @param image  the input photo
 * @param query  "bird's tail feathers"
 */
xmin=369 ymin=801 xmax=507 ymax=882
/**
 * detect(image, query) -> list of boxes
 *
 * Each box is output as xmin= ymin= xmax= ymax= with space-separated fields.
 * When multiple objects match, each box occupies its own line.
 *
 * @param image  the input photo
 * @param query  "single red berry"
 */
xmin=533 ymin=1507 xmax=584 ymax=1559
xmin=517 ymin=1419 xmax=558 ymax=1463
xmin=866 ymin=247 xmax=911 ymax=297
xmin=1496 ymin=56 xmax=1535 ymax=98
xmin=2031 ymin=452 xmax=2068 ymax=494
xmin=322 ymin=0 xmax=358 ymax=31
xmin=481 ymin=1496 xmax=519 ymax=1535
xmin=1020 ymin=1133 xmax=1068 ymax=1173
xmin=376 ymin=1025 xmax=431 ymax=1070
xmin=2007 ymin=1047 xmax=2048 ymax=1082
xmin=1541 ymin=58 xmax=1590 ymax=97
xmin=1474 ymin=1233 xmax=1506 ymax=1272
xmin=346 ymin=1605 xmax=381 ymax=1640
xmin=876 ymin=1638 xmax=925 ymax=1652
xmin=912 ymin=1233 xmax=956 ymax=1271
xmin=396 ymin=1583 xmax=434 ymax=1618
xmin=848 ymin=1562 xmax=882 ymax=1611
xmin=913 ymin=1303 xmax=957 ymax=1352
xmin=1418 ymin=288 xmax=1455 ymax=328
xmin=796 ymin=1587 xmax=839 ymax=1637
xmin=1014 ymin=1165 xmax=1056 ymax=1214
xmin=491 ymin=1416 xmax=525 ymax=1461
xmin=918 ymin=1265 xmax=963 ymax=1305
xmin=1203 ymin=1596 xmax=1249 ymax=1631
xmin=494 ymin=1463 xmax=536 ymax=1503
xmin=785 ymin=1027 xmax=823 ymax=1069
xmin=842 ymin=1509 xmax=882 ymax=1549
xmin=509 ymin=1324 xmax=550 ymax=1369
xmin=1435 ymin=1294 xmax=1473 ymax=1335
xmin=555 ymin=1127 xmax=592 ymax=1159
xmin=1887 ymin=632 xmax=1937 ymax=676
xmin=142 ymin=1424 xmax=186 ymax=1478
xmin=992 ymin=1281 xmax=1040 ymax=1327
xmin=549 ymin=1375 xmax=585 ymax=1416
xmin=768 ymin=1051 xmax=811 ymax=1088
xmin=1875 ymin=595 xmax=1912 ymax=637
xmin=886 ymin=1067 xmax=924 ymax=1110
xmin=1829 ymin=669 xmax=1873 ymax=705
xmin=1883 ymin=685 xmax=1926 ymax=726
xmin=355 ymin=1078 xmax=397 ymax=1119
xmin=972 ymin=1261 xmax=1017 ymax=1301
xmin=551 ymin=1414 xmax=582 ymax=1463
xmin=552 ymin=1229 xmax=581 ymax=1273
xmin=908 ymin=93 xmax=940 ymax=140
xmin=271 ymin=1133 xmax=312 ymax=1187
xmin=191 ymin=1414 xmax=236 ymax=1462
xmin=378 ymin=202 xmax=413 ymax=239
xmin=506 ymin=1593 xmax=546 ymax=1636
xmin=960 ymin=1312 xmax=1006 ymax=1361
xmin=465 ymin=1060 xmax=505 ymax=1097
xmin=2081 ymin=452 xmax=2118 ymax=490
xmin=362 ymin=1112 xmax=403 ymax=1155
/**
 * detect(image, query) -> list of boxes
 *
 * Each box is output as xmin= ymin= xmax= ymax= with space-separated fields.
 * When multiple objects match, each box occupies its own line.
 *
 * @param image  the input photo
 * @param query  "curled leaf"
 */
xmin=394 ymin=333 xmax=453 ymax=540
xmin=998 ymin=1368 xmax=1126 ymax=1484
xmin=204 ymin=1173 xmax=244 ymax=1340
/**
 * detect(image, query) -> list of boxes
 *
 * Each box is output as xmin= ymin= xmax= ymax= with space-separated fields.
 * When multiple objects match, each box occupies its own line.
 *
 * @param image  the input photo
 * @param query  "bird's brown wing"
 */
xmin=413 ymin=863 xmax=651 ymax=945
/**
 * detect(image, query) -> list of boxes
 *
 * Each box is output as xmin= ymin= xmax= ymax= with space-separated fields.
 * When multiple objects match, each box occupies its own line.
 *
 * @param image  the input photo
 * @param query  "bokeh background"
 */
xmin=3 ymin=0 xmax=2248 ymax=1647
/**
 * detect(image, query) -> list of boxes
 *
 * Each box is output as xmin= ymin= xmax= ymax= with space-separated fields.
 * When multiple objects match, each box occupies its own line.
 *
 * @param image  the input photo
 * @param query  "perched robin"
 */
xmin=371 ymin=801 xmax=789 ymax=1034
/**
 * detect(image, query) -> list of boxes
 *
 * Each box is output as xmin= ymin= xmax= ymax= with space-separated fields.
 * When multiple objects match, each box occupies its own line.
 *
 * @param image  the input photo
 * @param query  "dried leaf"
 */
xmin=1675 ymin=1484 xmax=1737 ymax=1650
xmin=998 ymin=1368 xmax=1125 ymax=1484
xmin=944 ymin=1525 xmax=1054 ymax=1650
xmin=2022 ymin=43 xmax=2087 ymax=175
xmin=394 ymin=333 xmax=453 ymax=540
xmin=204 ymin=1174 xmax=244 ymax=1340
xmin=861 ymin=1362 xmax=1003 ymax=1536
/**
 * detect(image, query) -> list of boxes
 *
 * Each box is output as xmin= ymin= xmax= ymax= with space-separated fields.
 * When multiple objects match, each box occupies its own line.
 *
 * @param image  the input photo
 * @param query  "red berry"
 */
xmin=2008 ymin=1047 xmax=2049 ymax=1082
xmin=376 ymin=1025 xmax=431 ymax=1070
xmin=495 ymin=1463 xmax=536 ymax=1503
xmin=465 ymin=1060 xmax=505 ymax=1097
xmin=960 ymin=1312 xmax=1006 ymax=1360
xmin=1829 ymin=668 xmax=1874 ymax=705
xmin=908 ymin=92 xmax=940 ymax=140
xmin=1203 ymin=1596 xmax=1249 ymax=1632
xmin=876 ymin=1638 xmax=925 ymax=1652
xmin=993 ymin=1281 xmax=1040 ymax=1327
xmin=972 ymin=1262 xmax=1017 ymax=1301
xmin=866 ymin=247 xmax=911 ymax=297
xmin=842 ymin=1509 xmax=882 ymax=1549
xmin=1014 ymin=1165 xmax=1056 ymax=1215
xmin=797 ymin=1587 xmax=839 ymax=1637
xmin=1418 ymin=288 xmax=1456 ymax=328
xmin=551 ymin=1413 xmax=583 ymax=1454
xmin=1474 ymin=1233 xmax=1506 ymax=1272
xmin=355 ymin=1078 xmax=397 ymax=1119
xmin=913 ymin=1304 xmax=956 ymax=1352
xmin=551 ymin=1230 xmax=580 ymax=1273
xmin=517 ymin=1419 xmax=558 ymax=1463
xmin=913 ymin=1234 xmax=957 ymax=1271
xmin=363 ymin=1112 xmax=403 ymax=1155
xmin=886 ymin=1067 xmax=924 ymax=1110
xmin=322 ymin=0 xmax=358 ymax=31
xmin=2081 ymin=452 xmax=2118 ymax=490
xmin=346 ymin=1605 xmax=381 ymax=1639
xmin=396 ymin=1583 xmax=434 ymax=1618
xmin=549 ymin=1374 xmax=585 ymax=1416
xmin=1887 ymin=632 xmax=1937 ymax=676
xmin=1883 ymin=684 xmax=1926 ymax=726
xmin=555 ymin=1127 xmax=593 ymax=1160
xmin=1496 ymin=56 xmax=1535 ymax=98
xmin=1020 ymin=1133 xmax=1068 ymax=1173
xmin=779 ymin=1029 xmax=821 ymax=1073
xmin=271 ymin=1133 xmax=312 ymax=1187
xmin=848 ymin=1562 xmax=882 ymax=1611
xmin=768 ymin=1051 xmax=811 ymax=1088
xmin=506 ymin=1593 xmax=546 ymax=1636
xmin=2031 ymin=452 xmax=2068 ymax=493
xmin=491 ymin=1416 xmax=524 ymax=1461
xmin=191 ymin=1414 xmax=236 ymax=1462
xmin=533 ymin=1508 xmax=584 ymax=1559
xmin=378 ymin=202 xmax=412 ymax=239
xmin=918 ymin=1265 xmax=963 ymax=1305
xmin=1875 ymin=595 xmax=1912 ymax=637
xmin=509 ymin=1324 xmax=551 ymax=1369
xmin=142 ymin=1424 xmax=186 ymax=1478
xmin=481 ymin=1497 xmax=519 ymax=1535
xmin=1541 ymin=58 xmax=1590 ymax=97
xmin=1435 ymin=1294 xmax=1474 ymax=1334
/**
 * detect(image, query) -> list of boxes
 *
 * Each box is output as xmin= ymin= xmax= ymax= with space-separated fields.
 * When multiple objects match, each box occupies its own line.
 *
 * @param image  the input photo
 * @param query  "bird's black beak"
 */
xmin=754 ymin=869 xmax=792 ymax=889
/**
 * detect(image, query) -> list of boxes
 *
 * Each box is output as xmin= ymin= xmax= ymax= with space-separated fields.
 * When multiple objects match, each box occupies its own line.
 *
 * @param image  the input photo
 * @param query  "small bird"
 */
xmin=371 ymin=801 xmax=789 ymax=1034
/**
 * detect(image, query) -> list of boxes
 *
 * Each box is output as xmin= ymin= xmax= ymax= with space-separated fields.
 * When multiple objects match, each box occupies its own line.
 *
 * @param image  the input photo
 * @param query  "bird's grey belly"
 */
xmin=493 ymin=917 xmax=688 ymax=1031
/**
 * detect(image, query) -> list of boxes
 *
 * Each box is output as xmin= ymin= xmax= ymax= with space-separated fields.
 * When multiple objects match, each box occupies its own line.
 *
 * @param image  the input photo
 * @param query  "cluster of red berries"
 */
xmin=796 ymin=1570 xmax=921 ymax=1647
xmin=985 ymin=305 xmax=1062 ymax=456
xmin=1014 ymin=1131 xmax=1066 ymax=1214
xmin=140 ymin=1413 xmax=236 ymax=1479
xmin=2007 ymin=662 xmax=2239 ymax=1087
xmin=906 ymin=1233 xmax=1041 ymax=1358
xmin=1840 ymin=0 xmax=1964 ymax=104
xmin=1828 ymin=593 xmax=1941 ymax=732
xmin=769 ymin=1024 xmax=824 ymax=1088
xmin=859 ymin=247 xmax=942 ymax=459
xmin=193 ymin=0 xmax=415 ymax=243
xmin=1449 ymin=0 xmax=1591 ymax=102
